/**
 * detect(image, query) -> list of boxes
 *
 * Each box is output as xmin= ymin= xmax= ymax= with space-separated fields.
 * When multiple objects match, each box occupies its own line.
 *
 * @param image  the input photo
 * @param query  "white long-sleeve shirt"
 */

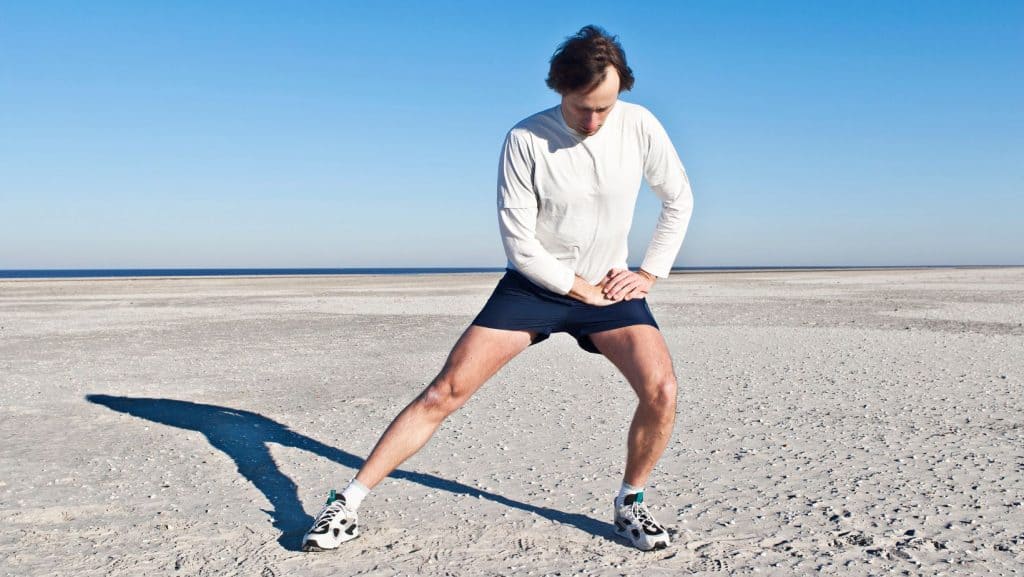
xmin=497 ymin=100 xmax=694 ymax=295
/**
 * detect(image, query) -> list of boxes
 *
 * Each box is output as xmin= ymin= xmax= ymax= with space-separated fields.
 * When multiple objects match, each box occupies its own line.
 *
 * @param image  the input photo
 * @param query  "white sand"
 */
xmin=1 ymin=268 xmax=1022 ymax=576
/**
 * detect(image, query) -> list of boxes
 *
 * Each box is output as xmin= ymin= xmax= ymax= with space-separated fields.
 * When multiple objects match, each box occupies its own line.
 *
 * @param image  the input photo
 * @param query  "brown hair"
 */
xmin=546 ymin=25 xmax=635 ymax=95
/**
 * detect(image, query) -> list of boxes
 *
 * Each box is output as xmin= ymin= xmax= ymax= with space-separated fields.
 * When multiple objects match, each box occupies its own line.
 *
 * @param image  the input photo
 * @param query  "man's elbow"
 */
xmin=502 ymin=239 xmax=537 ymax=269
xmin=667 ymin=186 xmax=694 ymax=215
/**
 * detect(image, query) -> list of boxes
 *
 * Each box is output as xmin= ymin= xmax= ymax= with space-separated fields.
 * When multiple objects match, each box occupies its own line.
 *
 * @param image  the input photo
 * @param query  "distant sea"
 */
xmin=0 ymin=265 xmax=1012 ymax=280
xmin=0 ymin=268 xmax=504 ymax=279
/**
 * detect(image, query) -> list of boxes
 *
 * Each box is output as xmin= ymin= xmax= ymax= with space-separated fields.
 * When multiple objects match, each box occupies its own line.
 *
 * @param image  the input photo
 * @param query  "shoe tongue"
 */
xmin=624 ymin=491 xmax=644 ymax=505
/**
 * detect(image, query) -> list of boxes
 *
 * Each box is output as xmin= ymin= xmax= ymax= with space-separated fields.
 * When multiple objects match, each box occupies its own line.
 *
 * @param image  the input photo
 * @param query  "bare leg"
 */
xmin=354 ymin=325 xmax=533 ymax=489
xmin=589 ymin=324 xmax=678 ymax=487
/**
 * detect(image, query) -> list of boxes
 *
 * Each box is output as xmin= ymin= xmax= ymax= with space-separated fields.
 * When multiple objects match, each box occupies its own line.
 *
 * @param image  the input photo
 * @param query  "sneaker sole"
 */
xmin=301 ymin=534 xmax=359 ymax=552
xmin=614 ymin=527 xmax=670 ymax=551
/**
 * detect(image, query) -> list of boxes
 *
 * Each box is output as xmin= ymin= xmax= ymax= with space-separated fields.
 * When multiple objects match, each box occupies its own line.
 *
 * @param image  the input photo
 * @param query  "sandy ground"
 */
xmin=1 ymin=268 xmax=1022 ymax=576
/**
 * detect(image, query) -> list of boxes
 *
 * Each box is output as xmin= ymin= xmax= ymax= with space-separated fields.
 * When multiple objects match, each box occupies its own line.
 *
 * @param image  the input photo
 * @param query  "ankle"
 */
xmin=615 ymin=482 xmax=644 ymax=507
xmin=341 ymin=479 xmax=370 ymax=511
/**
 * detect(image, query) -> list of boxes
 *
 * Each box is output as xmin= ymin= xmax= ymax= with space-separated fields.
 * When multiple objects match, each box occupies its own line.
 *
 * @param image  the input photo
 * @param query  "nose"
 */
xmin=583 ymin=113 xmax=600 ymax=132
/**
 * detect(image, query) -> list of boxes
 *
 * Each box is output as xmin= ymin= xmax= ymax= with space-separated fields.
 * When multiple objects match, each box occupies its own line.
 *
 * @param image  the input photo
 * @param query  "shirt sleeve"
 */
xmin=497 ymin=130 xmax=577 ymax=294
xmin=639 ymin=111 xmax=695 ymax=278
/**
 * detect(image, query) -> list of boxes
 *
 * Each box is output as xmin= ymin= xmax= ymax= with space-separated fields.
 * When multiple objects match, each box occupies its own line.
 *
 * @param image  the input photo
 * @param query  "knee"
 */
xmin=639 ymin=374 xmax=678 ymax=413
xmin=418 ymin=376 xmax=468 ymax=416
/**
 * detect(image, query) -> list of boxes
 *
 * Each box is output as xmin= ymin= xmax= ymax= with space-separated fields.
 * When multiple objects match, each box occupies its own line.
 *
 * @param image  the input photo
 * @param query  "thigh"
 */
xmin=434 ymin=325 xmax=535 ymax=395
xmin=587 ymin=324 xmax=675 ymax=394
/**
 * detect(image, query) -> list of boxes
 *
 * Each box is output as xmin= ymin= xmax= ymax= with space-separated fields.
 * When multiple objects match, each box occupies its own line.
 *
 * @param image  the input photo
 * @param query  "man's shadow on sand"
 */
xmin=87 ymin=395 xmax=613 ymax=550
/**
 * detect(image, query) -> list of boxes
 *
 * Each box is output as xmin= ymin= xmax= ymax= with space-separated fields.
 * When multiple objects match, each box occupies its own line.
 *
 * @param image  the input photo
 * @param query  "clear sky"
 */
xmin=2 ymin=1 xmax=1021 ymax=269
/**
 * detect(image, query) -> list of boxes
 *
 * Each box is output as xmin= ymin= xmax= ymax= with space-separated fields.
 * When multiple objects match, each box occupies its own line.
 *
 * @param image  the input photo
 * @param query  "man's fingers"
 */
xmin=604 ymin=278 xmax=630 ymax=296
xmin=613 ymin=285 xmax=648 ymax=302
xmin=608 ymin=277 xmax=639 ymax=299
xmin=598 ymin=270 xmax=653 ymax=302
xmin=602 ymin=278 xmax=624 ymax=293
xmin=625 ymin=286 xmax=648 ymax=300
xmin=603 ymin=271 xmax=636 ymax=295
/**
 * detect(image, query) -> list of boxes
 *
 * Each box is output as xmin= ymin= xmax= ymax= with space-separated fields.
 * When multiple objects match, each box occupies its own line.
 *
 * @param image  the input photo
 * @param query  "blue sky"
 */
xmin=2 ymin=1 xmax=1021 ymax=269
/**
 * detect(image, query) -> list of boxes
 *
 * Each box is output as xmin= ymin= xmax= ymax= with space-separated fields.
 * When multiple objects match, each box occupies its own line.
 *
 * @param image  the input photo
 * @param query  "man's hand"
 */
xmin=602 ymin=268 xmax=656 ymax=301
xmin=568 ymin=275 xmax=617 ymax=306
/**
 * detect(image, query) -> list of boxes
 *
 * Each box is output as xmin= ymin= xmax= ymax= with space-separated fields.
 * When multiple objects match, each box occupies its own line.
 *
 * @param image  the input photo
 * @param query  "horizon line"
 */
xmin=2 ymin=264 xmax=1022 ymax=280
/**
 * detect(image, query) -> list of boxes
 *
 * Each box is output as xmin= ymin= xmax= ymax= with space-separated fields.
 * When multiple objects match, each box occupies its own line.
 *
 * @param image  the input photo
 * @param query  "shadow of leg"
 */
xmin=87 ymin=394 xmax=614 ymax=550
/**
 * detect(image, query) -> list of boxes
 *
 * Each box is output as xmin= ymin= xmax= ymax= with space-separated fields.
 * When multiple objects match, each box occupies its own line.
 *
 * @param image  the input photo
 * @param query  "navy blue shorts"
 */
xmin=471 ymin=269 xmax=660 ymax=354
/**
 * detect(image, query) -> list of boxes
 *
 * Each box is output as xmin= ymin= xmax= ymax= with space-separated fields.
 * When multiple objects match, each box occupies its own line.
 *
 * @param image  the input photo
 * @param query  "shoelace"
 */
xmin=629 ymin=502 xmax=664 ymax=533
xmin=313 ymin=500 xmax=349 ymax=531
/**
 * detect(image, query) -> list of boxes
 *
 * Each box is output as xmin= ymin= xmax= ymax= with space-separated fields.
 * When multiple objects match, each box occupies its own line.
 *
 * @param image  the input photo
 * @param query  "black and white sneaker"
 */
xmin=301 ymin=490 xmax=359 ymax=552
xmin=613 ymin=492 xmax=670 ymax=551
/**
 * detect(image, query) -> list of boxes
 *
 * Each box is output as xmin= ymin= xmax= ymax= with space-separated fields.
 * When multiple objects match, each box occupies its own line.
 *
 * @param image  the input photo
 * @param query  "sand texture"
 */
xmin=1 ymin=268 xmax=1022 ymax=576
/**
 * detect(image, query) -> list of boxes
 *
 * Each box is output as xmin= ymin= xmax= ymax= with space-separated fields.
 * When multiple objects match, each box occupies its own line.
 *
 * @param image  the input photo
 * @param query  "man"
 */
xmin=302 ymin=25 xmax=694 ymax=552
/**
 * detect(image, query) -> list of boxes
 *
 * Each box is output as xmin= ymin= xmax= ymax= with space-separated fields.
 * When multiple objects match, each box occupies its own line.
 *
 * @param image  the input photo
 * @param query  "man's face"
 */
xmin=560 ymin=65 xmax=621 ymax=137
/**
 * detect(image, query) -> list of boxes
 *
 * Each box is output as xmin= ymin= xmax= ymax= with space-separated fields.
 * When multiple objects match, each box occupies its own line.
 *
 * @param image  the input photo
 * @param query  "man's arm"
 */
xmin=498 ymin=206 xmax=574 ymax=294
xmin=498 ymin=129 xmax=610 ymax=301
xmin=637 ymin=109 xmax=695 ymax=286
xmin=604 ymin=111 xmax=692 ymax=301
xmin=501 ymin=210 xmax=619 ymax=306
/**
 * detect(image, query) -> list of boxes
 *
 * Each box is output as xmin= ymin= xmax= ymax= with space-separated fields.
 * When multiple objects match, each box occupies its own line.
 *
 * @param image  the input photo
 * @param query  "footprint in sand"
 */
xmin=514 ymin=535 xmax=537 ymax=552
xmin=830 ymin=530 xmax=873 ymax=549
xmin=690 ymin=556 xmax=732 ymax=572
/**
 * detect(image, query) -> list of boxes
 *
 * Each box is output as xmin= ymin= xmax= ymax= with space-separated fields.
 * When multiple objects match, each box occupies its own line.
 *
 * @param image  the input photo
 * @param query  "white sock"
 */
xmin=340 ymin=479 xmax=370 ymax=511
xmin=616 ymin=482 xmax=643 ymax=507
